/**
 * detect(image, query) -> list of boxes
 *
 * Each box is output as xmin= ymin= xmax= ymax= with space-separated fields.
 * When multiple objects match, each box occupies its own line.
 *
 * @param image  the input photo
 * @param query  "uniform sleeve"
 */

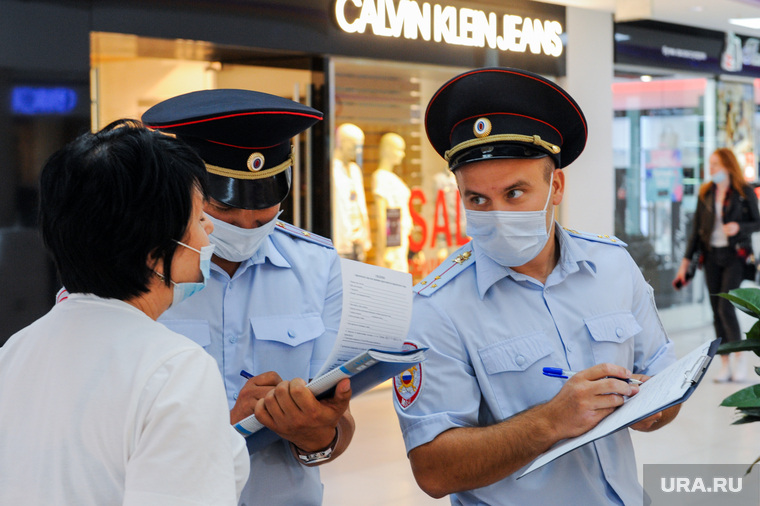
xmin=123 ymin=348 xmax=249 ymax=506
xmin=309 ymin=249 xmax=343 ymax=379
xmin=393 ymin=295 xmax=481 ymax=453
xmin=627 ymin=254 xmax=676 ymax=376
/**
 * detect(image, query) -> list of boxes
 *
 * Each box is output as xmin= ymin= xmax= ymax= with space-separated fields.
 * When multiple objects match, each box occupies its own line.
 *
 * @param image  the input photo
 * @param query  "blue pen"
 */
xmin=240 ymin=370 xmax=253 ymax=380
xmin=542 ymin=367 xmax=642 ymax=385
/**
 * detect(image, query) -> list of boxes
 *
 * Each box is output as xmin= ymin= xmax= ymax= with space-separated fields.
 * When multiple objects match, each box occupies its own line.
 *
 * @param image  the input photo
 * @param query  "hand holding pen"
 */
xmin=543 ymin=367 xmax=643 ymax=385
xmin=537 ymin=363 xmax=642 ymax=440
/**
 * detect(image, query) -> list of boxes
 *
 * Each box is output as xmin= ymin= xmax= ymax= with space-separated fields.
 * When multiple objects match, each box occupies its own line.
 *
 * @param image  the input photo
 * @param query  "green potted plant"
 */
xmin=717 ymin=287 xmax=760 ymax=469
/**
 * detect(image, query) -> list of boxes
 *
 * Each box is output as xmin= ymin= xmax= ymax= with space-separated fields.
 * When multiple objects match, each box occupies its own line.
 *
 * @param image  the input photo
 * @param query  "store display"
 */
xmin=332 ymin=123 xmax=372 ymax=261
xmin=372 ymin=133 xmax=412 ymax=272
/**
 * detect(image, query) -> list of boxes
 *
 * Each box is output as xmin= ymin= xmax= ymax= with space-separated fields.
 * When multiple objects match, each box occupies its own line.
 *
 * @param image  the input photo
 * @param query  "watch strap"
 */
xmin=291 ymin=428 xmax=339 ymax=465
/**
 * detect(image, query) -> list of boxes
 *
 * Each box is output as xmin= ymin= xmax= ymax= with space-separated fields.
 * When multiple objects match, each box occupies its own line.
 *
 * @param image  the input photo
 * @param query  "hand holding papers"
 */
xmin=235 ymin=258 xmax=425 ymax=449
xmin=520 ymin=338 xmax=720 ymax=478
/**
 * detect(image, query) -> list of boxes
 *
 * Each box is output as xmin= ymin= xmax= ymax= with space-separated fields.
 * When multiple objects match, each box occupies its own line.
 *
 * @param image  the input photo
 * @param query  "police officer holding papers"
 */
xmin=392 ymin=67 xmax=681 ymax=505
xmin=143 ymin=89 xmax=354 ymax=506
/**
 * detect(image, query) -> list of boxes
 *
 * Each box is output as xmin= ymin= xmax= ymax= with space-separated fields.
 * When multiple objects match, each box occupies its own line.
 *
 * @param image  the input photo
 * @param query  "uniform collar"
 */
xmin=210 ymin=235 xmax=291 ymax=280
xmin=250 ymin=235 xmax=290 ymax=268
xmin=555 ymin=225 xmax=598 ymax=276
xmin=474 ymin=223 xmax=597 ymax=299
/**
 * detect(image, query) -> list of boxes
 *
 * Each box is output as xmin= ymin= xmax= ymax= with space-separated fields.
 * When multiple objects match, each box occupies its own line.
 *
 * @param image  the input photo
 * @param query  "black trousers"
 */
xmin=704 ymin=246 xmax=745 ymax=343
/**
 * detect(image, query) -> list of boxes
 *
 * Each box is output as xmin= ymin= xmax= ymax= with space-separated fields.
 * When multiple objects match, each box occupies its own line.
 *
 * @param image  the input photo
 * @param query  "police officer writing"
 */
xmin=392 ymin=68 xmax=680 ymax=505
xmin=142 ymin=90 xmax=353 ymax=506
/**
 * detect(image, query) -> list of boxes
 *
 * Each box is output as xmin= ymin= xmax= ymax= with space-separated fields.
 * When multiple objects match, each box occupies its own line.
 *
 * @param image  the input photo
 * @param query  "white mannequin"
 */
xmin=332 ymin=123 xmax=372 ymax=260
xmin=372 ymin=133 xmax=412 ymax=272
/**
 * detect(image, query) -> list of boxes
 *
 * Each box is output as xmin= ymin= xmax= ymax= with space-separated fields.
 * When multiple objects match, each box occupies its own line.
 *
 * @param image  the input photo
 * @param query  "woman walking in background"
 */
xmin=674 ymin=148 xmax=760 ymax=382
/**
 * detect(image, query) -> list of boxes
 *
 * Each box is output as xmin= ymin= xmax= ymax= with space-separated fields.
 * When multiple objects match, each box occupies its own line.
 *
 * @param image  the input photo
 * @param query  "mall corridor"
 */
xmin=321 ymin=321 xmax=760 ymax=505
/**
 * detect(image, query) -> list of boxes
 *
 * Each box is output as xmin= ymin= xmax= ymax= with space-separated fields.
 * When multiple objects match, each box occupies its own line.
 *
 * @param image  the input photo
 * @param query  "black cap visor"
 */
xmin=208 ymin=167 xmax=291 ymax=210
xmin=449 ymin=143 xmax=554 ymax=172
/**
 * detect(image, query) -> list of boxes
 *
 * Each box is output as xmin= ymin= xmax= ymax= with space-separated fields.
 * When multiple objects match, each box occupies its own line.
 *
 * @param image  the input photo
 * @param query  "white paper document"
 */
xmin=520 ymin=339 xmax=718 ymax=478
xmin=235 ymin=258 xmax=417 ymax=448
xmin=315 ymin=258 xmax=413 ymax=377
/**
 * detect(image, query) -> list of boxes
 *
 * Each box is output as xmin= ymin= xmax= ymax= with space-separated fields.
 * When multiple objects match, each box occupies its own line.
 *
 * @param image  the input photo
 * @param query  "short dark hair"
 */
xmin=543 ymin=156 xmax=557 ymax=182
xmin=39 ymin=119 xmax=208 ymax=300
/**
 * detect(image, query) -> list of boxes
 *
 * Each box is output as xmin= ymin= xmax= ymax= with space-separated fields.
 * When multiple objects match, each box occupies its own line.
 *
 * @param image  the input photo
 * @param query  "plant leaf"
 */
xmin=732 ymin=415 xmax=760 ymax=425
xmin=748 ymin=321 xmax=760 ymax=341
xmin=717 ymin=340 xmax=760 ymax=354
xmin=718 ymin=288 xmax=760 ymax=318
xmin=721 ymin=384 xmax=760 ymax=407
xmin=745 ymin=457 xmax=760 ymax=476
xmin=737 ymin=407 xmax=760 ymax=417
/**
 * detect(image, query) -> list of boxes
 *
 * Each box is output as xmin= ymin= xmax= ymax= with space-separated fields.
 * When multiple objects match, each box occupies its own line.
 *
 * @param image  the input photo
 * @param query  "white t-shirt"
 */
xmin=0 ymin=293 xmax=249 ymax=505
xmin=372 ymin=168 xmax=412 ymax=272
xmin=710 ymin=196 xmax=729 ymax=247
xmin=332 ymin=158 xmax=372 ymax=256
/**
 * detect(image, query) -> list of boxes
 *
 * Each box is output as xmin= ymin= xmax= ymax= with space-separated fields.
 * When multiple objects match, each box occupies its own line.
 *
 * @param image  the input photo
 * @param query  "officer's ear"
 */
xmin=550 ymin=168 xmax=565 ymax=207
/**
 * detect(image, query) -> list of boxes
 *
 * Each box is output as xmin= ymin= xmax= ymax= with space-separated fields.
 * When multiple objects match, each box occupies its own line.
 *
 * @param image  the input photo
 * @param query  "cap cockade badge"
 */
xmin=473 ymin=117 xmax=492 ymax=138
xmin=247 ymin=152 xmax=265 ymax=172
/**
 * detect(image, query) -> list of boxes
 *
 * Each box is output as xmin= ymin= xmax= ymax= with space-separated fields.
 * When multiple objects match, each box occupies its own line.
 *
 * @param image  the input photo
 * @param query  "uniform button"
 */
xmin=287 ymin=329 xmax=296 ymax=338
xmin=566 ymin=344 xmax=573 ymax=352
xmin=615 ymin=327 xmax=624 ymax=337
xmin=515 ymin=355 xmax=526 ymax=366
xmin=229 ymin=335 xmax=238 ymax=344
xmin=233 ymin=393 xmax=239 ymax=400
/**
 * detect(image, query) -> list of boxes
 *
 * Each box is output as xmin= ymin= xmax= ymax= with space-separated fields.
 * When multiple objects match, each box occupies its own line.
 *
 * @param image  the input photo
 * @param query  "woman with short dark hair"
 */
xmin=0 ymin=120 xmax=249 ymax=505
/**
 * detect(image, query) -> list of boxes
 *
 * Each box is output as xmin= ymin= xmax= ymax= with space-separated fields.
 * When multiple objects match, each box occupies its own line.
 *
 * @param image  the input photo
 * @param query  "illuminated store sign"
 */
xmin=335 ymin=0 xmax=563 ymax=57
xmin=11 ymin=86 xmax=78 ymax=115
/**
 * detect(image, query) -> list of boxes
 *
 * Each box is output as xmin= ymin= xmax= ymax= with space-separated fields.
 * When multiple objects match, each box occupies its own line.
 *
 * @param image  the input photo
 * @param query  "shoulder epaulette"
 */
xmin=563 ymin=227 xmax=627 ymax=247
xmin=56 ymin=287 xmax=69 ymax=304
xmin=274 ymin=221 xmax=334 ymax=249
xmin=414 ymin=245 xmax=475 ymax=297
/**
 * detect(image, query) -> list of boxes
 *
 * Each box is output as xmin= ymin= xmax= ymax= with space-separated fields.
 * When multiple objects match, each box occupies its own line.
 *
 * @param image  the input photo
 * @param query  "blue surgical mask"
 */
xmin=207 ymin=211 xmax=281 ymax=262
xmin=711 ymin=171 xmax=728 ymax=185
xmin=171 ymin=241 xmax=215 ymax=306
xmin=465 ymin=172 xmax=555 ymax=267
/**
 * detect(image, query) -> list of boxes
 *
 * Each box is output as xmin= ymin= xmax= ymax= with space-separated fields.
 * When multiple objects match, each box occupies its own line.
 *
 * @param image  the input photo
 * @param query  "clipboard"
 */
xmin=519 ymin=338 xmax=721 ymax=478
xmin=627 ymin=337 xmax=720 ymax=420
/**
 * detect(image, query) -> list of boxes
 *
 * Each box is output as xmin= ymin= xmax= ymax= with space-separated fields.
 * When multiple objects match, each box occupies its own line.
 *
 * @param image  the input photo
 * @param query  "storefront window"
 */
xmin=331 ymin=58 xmax=469 ymax=281
xmin=90 ymin=32 xmax=323 ymax=229
xmin=613 ymin=76 xmax=717 ymax=325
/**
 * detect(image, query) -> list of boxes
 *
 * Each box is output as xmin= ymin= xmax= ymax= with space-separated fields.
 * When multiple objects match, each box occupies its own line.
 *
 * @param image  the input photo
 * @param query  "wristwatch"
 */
xmin=292 ymin=428 xmax=339 ymax=465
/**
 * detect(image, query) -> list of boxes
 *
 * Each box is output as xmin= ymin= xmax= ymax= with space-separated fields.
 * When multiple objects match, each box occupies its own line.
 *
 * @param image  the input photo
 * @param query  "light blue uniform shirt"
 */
xmin=394 ymin=225 xmax=675 ymax=506
xmin=160 ymin=224 xmax=342 ymax=506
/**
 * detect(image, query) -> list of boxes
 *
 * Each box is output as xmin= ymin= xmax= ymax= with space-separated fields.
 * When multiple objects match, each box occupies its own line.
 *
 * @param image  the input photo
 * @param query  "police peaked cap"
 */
xmin=425 ymin=67 xmax=587 ymax=171
xmin=142 ymin=89 xmax=323 ymax=210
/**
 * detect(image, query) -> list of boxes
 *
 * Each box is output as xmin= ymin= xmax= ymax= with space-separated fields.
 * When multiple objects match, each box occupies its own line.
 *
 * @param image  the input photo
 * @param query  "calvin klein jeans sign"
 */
xmin=335 ymin=0 xmax=564 ymax=57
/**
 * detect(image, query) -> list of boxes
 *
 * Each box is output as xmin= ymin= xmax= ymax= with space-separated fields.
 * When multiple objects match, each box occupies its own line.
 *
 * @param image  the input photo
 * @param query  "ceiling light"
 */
xmin=640 ymin=75 xmax=653 ymax=82
xmin=730 ymin=18 xmax=760 ymax=29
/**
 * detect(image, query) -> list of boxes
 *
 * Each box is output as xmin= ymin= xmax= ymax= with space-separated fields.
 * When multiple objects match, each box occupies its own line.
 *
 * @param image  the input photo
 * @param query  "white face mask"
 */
xmin=207 ymin=210 xmax=282 ymax=262
xmin=465 ymin=172 xmax=555 ymax=267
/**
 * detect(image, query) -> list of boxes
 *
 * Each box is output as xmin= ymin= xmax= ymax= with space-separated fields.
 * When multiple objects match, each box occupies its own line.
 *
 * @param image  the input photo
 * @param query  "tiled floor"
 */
xmin=321 ymin=318 xmax=760 ymax=505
